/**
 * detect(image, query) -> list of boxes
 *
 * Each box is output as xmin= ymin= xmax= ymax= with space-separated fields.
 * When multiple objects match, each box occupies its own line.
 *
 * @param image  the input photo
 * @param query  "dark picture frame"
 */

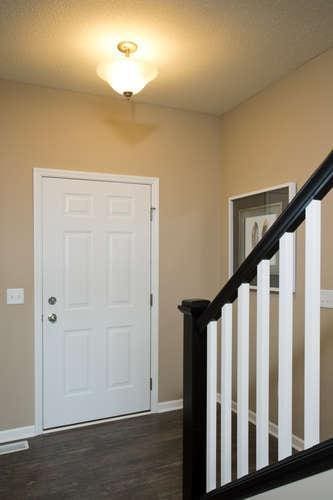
xmin=229 ymin=183 xmax=296 ymax=290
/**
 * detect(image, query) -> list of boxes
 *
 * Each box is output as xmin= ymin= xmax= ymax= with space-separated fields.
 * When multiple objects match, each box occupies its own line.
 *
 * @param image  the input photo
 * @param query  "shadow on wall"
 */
xmin=104 ymin=101 xmax=158 ymax=145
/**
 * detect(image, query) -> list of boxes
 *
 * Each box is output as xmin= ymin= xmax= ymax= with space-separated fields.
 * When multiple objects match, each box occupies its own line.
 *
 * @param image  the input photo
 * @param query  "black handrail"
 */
xmin=197 ymin=150 xmax=333 ymax=331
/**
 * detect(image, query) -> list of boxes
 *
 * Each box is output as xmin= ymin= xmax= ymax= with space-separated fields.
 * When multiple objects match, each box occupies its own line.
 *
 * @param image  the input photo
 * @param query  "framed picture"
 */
xmin=229 ymin=183 xmax=296 ymax=291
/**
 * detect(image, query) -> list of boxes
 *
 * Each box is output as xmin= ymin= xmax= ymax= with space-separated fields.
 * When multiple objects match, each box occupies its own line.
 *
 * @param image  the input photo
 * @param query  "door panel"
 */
xmin=107 ymin=232 xmax=132 ymax=304
xmin=64 ymin=231 xmax=93 ymax=309
xmin=64 ymin=328 xmax=92 ymax=395
xmin=106 ymin=326 xmax=132 ymax=389
xmin=42 ymin=177 xmax=151 ymax=429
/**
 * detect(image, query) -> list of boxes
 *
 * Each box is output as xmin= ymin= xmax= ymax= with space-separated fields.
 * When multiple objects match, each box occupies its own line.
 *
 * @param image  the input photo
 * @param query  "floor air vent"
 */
xmin=0 ymin=440 xmax=29 ymax=456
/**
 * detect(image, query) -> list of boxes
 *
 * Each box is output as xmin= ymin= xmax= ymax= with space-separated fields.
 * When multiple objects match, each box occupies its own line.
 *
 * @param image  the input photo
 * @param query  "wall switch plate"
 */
xmin=320 ymin=289 xmax=333 ymax=309
xmin=6 ymin=288 xmax=24 ymax=305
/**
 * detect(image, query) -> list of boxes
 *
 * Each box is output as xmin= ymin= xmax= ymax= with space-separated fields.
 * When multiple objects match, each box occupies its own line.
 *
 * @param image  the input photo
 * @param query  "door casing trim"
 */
xmin=33 ymin=168 xmax=159 ymax=434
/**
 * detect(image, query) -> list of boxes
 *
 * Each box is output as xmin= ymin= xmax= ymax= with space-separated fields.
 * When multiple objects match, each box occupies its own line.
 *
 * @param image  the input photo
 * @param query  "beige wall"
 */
xmin=255 ymin=469 xmax=333 ymax=499
xmin=0 ymin=79 xmax=222 ymax=430
xmin=220 ymin=48 xmax=333 ymax=440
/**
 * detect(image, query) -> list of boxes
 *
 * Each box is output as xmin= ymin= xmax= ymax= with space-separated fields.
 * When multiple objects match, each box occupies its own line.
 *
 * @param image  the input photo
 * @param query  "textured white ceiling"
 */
xmin=0 ymin=0 xmax=333 ymax=115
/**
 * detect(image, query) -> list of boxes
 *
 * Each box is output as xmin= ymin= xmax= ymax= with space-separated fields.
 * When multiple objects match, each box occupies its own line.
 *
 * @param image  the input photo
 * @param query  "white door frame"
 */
xmin=33 ymin=168 xmax=159 ymax=434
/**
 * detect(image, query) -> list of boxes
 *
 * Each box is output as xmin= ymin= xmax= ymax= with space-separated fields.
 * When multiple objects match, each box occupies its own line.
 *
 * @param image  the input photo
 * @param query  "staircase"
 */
xmin=179 ymin=152 xmax=333 ymax=499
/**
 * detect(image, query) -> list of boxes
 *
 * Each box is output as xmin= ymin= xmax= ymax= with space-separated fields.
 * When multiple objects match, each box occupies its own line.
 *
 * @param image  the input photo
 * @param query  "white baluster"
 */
xmin=278 ymin=232 xmax=294 ymax=460
xmin=256 ymin=259 xmax=270 ymax=470
xmin=237 ymin=283 xmax=250 ymax=478
xmin=304 ymin=200 xmax=321 ymax=448
xmin=206 ymin=320 xmax=217 ymax=492
xmin=221 ymin=303 xmax=232 ymax=485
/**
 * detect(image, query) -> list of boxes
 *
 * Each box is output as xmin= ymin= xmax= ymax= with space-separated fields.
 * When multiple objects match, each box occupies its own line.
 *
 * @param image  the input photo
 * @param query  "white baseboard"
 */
xmin=156 ymin=399 xmax=183 ymax=413
xmin=229 ymin=398 xmax=304 ymax=452
xmin=0 ymin=425 xmax=35 ymax=444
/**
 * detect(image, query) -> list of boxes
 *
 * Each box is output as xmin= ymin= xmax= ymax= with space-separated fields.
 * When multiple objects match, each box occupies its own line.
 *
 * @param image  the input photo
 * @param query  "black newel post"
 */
xmin=178 ymin=298 xmax=210 ymax=500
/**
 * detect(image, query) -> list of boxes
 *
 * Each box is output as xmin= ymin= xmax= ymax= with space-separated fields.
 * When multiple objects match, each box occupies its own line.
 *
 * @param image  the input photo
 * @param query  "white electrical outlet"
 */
xmin=6 ymin=288 xmax=24 ymax=305
xmin=320 ymin=289 xmax=333 ymax=309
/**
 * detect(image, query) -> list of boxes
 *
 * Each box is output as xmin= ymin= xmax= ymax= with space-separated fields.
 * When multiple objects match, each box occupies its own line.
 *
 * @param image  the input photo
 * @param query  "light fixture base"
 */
xmin=117 ymin=41 xmax=138 ymax=56
xmin=123 ymin=91 xmax=133 ymax=100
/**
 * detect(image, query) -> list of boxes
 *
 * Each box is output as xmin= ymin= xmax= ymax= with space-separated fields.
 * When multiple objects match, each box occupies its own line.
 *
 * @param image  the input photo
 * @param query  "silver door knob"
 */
xmin=48 ymin=313 xmax=57 ymax=323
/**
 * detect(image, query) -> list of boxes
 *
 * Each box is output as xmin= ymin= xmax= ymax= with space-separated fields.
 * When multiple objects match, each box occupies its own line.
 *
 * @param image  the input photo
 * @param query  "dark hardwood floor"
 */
xmin=0 ymin=410 xmax=278 ymax=499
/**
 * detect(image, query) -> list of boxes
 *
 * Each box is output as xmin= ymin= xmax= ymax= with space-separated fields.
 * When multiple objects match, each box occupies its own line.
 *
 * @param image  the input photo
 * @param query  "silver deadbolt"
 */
xmin=48 ymin=313 xmax=57 ymax=323
xmin=48 ymin=296 xmax=57 ymax=305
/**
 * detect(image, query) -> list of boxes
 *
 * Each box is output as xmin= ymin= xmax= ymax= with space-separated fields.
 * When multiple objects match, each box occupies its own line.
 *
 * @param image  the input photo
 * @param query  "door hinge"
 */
xmin=150 ymin=378 xmax=153 ymax=391
xmin=150 ymin=207 xmax=156 ymax=221
xmin=150 ymin=293 xmax=153 ymax=307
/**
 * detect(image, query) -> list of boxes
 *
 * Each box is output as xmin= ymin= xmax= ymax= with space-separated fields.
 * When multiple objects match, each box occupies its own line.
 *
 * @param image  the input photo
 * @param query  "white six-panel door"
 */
xmin=42 ymin=177 xmax=151 ymax=428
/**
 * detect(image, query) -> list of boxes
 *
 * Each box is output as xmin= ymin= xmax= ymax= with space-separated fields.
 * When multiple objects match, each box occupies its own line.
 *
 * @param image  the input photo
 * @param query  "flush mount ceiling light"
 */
xmin=97 ymin=41 xmax=158 ymax=99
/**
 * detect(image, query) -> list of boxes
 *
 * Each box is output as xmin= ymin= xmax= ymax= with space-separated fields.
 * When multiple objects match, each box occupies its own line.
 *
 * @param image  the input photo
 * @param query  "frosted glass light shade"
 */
xmin=97 ymin=56 xmax=158 ymax=96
